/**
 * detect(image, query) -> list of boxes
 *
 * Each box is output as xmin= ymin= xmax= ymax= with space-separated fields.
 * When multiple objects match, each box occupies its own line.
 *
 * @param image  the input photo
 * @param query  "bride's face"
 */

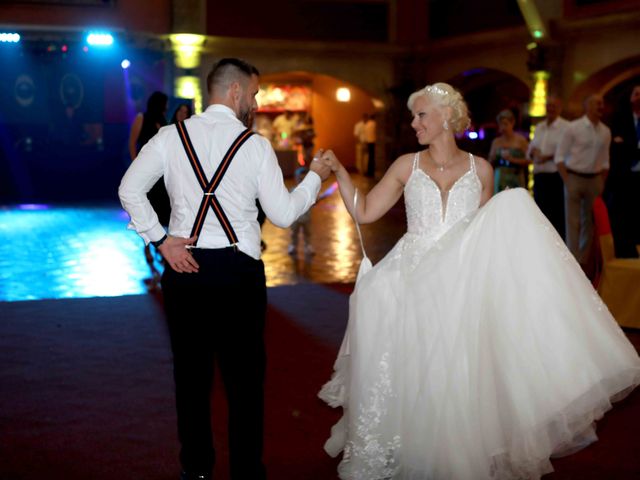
xmin=410 ymin=96 xmax=445 ymax=145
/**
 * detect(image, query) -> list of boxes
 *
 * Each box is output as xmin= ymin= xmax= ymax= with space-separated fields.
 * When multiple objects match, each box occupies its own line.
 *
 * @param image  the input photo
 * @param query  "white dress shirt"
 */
xmin=119 ymin=104 xmax=321 ymax=259
xmin=353 ymin=120 xmax=366 ymax=143
xmin=363 ymin=119 xmax=376 ymax=143
xmin=528 ymin=117 xmax=569 ymax=174
xmin=554 ymin=115 xmax=611 ymax=173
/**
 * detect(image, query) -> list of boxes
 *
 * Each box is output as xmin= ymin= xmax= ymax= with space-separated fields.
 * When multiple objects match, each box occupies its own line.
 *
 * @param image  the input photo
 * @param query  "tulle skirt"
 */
xmin=319 ymin=188 xmax=640 ymax=480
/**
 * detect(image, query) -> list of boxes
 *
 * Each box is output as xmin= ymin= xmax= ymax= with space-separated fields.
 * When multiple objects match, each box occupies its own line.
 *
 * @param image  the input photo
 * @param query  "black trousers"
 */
xmin=162 ymin=247 xmax=267 ymax=479
xmin=366 ymin=142 xmax=376 ymax=177
xmin=608 ymin=171 xmax=640 ymax=258
xmin=533 ymin=172 xmax=565 ymax=239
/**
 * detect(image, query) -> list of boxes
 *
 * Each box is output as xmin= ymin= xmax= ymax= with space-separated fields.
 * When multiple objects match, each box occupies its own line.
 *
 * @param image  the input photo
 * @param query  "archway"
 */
xmin=568 ymin=55 xmax=640 ymax=120
xmin=447 ymin=67 xmax=531 ymax=157
xmin=258 ymin=71 xmax=380 ymax=171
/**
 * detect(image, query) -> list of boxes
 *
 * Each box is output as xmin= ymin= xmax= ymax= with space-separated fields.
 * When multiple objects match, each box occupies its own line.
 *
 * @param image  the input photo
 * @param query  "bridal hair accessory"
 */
xmin=425 ymin=85 xmax=449 ymax=97
xmin=443 ymin=119 xmax=449 ymax=131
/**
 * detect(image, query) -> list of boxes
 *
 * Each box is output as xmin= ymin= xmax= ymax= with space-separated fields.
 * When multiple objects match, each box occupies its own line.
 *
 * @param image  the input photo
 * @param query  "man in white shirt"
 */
xmin=528 ymin=96 xmax=569 ymax=237
xmin=353 ymin=113 xmax=368 ymax=174
xmin=119 ymin=58 xmax=330 ymax=480
xmin=363 ymin=114 xmax=377 ymax=177
xmin=555 ymin=94 xmax=611 ymax=269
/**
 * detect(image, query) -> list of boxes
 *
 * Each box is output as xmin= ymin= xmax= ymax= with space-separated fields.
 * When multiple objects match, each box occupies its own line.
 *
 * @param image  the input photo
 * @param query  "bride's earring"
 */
xmin=443 ymin=119 xmax=449 ymax=131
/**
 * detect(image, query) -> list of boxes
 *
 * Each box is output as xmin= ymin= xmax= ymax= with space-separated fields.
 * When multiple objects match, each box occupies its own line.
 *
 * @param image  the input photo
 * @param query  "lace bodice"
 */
xmin=404 ymin=152 xmax=481 ymax=242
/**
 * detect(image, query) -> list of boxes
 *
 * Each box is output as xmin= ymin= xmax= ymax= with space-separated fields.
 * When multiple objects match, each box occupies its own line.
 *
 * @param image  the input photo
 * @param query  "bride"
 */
xmin=318 ymin=83 xmax=640 ymax=480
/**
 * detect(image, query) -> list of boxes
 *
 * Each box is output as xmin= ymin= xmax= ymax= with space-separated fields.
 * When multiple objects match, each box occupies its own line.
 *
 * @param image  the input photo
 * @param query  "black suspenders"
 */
xmin=175 ymin=121 xmax=254 ymax=247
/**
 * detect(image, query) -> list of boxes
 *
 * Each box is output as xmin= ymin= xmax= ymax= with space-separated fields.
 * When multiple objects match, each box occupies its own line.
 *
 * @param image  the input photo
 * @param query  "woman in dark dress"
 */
xmin=128 ymin=91 xmax=170 ymax=289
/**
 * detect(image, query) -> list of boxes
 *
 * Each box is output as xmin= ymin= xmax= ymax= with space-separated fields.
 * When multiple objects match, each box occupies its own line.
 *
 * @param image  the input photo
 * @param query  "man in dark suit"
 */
xmin=607 ymin=84 xmax=640 ymax=258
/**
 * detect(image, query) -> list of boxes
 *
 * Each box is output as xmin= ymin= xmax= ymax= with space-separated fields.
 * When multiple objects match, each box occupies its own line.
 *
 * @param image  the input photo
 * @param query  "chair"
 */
xmin=593 ymin=197 xmax=640 ymax=328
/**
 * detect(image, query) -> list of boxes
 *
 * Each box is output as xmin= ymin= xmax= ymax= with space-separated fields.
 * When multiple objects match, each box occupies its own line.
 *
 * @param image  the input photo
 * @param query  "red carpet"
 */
xmin=0 ymin=285 xmax=639 ymax=479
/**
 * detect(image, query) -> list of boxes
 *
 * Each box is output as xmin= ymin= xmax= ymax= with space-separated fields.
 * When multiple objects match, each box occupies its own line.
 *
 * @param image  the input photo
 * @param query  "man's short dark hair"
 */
xmin=206 ymin=58 xmax=260 ymax=95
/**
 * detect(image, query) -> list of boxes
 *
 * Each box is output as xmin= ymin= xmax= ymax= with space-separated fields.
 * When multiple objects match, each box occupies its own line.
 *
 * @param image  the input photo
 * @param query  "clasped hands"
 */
xmin=309 ymin=148 xmax=341 ymax=181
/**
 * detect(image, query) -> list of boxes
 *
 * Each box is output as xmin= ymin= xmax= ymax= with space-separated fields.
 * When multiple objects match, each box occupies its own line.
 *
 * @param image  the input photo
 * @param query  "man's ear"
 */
xmin=230 ymin=81 xmax=241 ymax=101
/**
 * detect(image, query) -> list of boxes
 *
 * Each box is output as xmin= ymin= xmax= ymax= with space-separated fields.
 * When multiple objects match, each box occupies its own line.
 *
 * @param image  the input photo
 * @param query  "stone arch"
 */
xmin=447 ymin=67 xmax=531 ymax=126
xmin=258 ymin=70 xmax=381 ymax=168
xmin=567 ymin=54 xmax=640 ymax=119
xmin=446 ymin=67 xmax=532 ymax=156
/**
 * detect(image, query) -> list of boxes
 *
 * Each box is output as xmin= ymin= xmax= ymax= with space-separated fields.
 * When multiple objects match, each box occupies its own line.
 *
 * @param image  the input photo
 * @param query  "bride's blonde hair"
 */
xmin=407 ymin=82 xmax=470 ymax=134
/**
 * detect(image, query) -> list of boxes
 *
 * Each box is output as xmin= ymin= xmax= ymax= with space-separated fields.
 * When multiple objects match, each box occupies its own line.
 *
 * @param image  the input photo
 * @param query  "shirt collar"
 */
xmin=581 ymin=115 xmax=600 ymax=129
xmin=546 ymin=117 xmax=563 ymax=128
xmin=203 ymin=103 xmax=240 ymax=121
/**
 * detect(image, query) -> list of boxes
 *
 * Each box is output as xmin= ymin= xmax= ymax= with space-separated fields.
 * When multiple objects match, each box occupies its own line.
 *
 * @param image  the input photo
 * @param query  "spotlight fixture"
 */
xmin=86 ymin=32 xmax=114 ymax=47
xmin=121 ymin=59 xmax=131 ymax=69
xmin=0 ymin=32 xmax=20 ymax=43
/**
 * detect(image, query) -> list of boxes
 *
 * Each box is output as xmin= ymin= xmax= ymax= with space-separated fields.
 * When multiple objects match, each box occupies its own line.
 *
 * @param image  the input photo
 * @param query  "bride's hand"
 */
xmin=321 ymin=149 xmax=342 ymax=173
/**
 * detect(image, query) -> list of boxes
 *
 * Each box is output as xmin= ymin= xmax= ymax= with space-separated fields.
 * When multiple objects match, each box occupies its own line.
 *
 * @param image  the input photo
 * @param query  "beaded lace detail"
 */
xmin=396 ymin=152 xmax=482 ymax=271
xmin=405 ymin=152 xmax=481 ymax=238
xmin=340 ymin=351 xmax=401 ymax=480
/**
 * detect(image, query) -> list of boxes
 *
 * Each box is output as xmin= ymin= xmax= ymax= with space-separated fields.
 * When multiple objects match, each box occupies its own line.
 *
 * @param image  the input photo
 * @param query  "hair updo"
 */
xmin=407 ymin=82 xmax=470 ymax=134
xmin=496 ymin=109 xmax=515 ymax=124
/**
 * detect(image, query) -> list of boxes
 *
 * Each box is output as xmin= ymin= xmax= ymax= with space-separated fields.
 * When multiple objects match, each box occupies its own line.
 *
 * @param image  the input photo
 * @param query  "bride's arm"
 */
xmin=321 ymin=150 xmax=407 ymax=224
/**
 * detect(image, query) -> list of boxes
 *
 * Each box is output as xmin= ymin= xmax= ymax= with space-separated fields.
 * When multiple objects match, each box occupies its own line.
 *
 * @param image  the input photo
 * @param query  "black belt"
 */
xmin=567 ymin=168 xmax=602 ymax=178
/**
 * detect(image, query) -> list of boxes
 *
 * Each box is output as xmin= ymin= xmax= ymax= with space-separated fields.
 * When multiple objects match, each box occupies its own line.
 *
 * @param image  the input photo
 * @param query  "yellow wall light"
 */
xmin=336 ymin=87 xmax=351 ymax=102
xmin=529 ymin=71 xmax=549 ymax=118
xmin=169 ymin=33 xmax=206 ymax=69
xmin=175 ymin=75 xmax=203 ymax=113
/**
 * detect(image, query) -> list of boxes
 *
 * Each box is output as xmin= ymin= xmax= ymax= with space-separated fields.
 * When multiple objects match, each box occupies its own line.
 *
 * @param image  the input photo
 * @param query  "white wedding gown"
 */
xmin=319 ymin=152 xmax=640 ymax=480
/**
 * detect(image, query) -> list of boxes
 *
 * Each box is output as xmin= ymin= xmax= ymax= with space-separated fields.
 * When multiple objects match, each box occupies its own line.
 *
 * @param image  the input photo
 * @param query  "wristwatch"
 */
xmin=151 ymin=234 xmax=168 ymax=248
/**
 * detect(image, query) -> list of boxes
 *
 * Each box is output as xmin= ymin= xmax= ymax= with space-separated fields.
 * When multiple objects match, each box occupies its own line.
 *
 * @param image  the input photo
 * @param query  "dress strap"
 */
xmin=412 ymin=152 xmax=420 ymax=171
xmin=469 ymin=152 xmax=476 ymax=173
xmin=353 ymin=189 xmax=369 ymax=260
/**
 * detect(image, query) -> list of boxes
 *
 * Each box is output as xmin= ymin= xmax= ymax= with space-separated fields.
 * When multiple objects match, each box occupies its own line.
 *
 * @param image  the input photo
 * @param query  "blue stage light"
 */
xmin=120 ymin=59 xmax=130 ymax=69
xmin=86 ymin=32 xmax=114 ymax=47
xmin=0 ymin=32 xmax=20 ymax=43
xmin=468 ymin=131 xmax=479 ymax=140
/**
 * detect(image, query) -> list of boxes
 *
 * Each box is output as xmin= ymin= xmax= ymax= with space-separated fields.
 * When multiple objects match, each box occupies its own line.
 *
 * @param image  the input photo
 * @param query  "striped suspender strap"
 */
xmin=176 ymin=121 xmax=255 ymax=246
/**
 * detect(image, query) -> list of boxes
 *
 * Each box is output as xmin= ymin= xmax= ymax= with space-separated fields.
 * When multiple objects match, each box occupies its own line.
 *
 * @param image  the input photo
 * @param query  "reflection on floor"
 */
xmin=0 ymin=175 xmax=404 ymax=302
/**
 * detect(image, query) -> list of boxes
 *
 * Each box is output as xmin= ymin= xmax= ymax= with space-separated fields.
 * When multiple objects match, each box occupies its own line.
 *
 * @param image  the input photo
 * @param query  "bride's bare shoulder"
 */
xmin=391 ymin=152 xmax=416 ymax=165
xmin=469 ymin=154 xmax=494 ymax=188
xmin=383 ymin=152 xmax=418 ymax=185
xmin=472 ymin=155 xmax=493 ymax=174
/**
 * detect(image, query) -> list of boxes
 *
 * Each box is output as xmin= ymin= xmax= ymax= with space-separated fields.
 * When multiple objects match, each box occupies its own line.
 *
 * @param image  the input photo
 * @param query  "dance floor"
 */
xmin=1 ymin=193 xmax=639 ymax=479
xmin=0 ymin=175 xmax=398 ymax=302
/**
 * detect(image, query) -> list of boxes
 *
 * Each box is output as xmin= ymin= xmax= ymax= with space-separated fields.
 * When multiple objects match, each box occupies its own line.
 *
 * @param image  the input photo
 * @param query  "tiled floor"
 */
xmin=0 ymin=175 xmax=406 ymax=302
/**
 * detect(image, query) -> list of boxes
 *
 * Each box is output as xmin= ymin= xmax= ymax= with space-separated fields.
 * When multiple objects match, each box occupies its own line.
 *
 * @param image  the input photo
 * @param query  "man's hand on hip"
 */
xmin=158 ymin=235 xmax=200 ymax=273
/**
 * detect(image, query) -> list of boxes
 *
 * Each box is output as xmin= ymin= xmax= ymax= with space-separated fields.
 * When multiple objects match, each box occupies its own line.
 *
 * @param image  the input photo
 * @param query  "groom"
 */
xmin=119 ymin=58 xmax=330 ymax=479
